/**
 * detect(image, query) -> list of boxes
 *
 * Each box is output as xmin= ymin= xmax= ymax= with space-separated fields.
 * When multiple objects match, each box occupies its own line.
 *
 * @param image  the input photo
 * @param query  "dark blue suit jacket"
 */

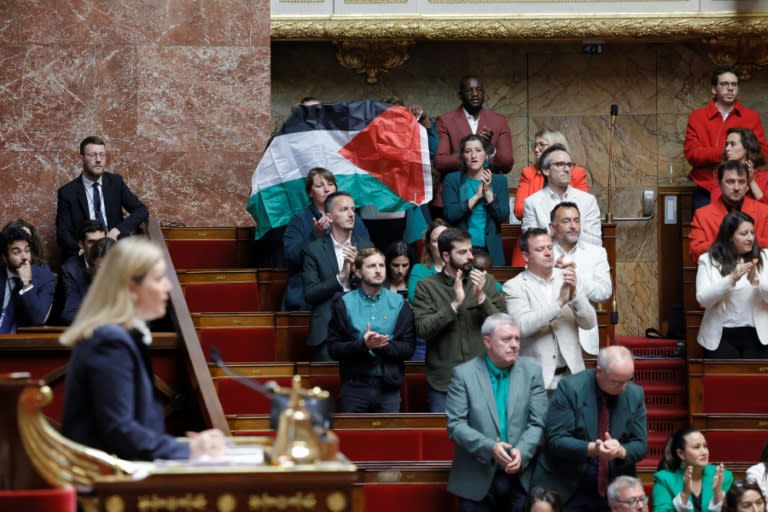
xmin=56 ymin=172 xmax=148 ymax=257
xmin=61 ymin=324 xmax=189 ymax=461
xmin=0 ymin=263 xmax=56 ymax=329
xmin=283 ymin=204 xmax=370 ymax=311
xmin=58 ymin=255 xmax=91 ymax=325
xmin=302 ymin=233 xmax=373 ymax=348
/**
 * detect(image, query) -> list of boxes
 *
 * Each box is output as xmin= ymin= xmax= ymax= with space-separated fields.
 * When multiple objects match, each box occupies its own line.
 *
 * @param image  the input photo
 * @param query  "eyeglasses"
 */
xmin=615 ymin=496 xmax=649 ymax=507
xmin=83 ymin=152 xmax=106 ymax=159
xmin=718 ymin=81 xmax=738 ymax=89
xmin=532 ymin=142 xmax=549 ymax=150
xmin=550 ymin=161 xmax=575 ymax=171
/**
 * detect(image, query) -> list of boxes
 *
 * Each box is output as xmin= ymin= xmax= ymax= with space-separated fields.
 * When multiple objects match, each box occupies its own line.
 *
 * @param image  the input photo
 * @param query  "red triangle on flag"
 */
xmin=338 ymin=106 xmax=428 ymax=204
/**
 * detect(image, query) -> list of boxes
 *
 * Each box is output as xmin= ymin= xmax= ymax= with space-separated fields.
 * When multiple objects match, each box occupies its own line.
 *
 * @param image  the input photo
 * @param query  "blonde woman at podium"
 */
xmin=59 ymin=237 xmax=225 ymax=461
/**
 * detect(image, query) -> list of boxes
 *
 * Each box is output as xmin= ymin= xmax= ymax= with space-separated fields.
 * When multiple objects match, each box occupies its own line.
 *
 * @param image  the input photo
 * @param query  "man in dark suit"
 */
xmin=57 ymin=220 xmax=106 ymax=325
xmin=0 ymin=226 xmax=56 ymax=332
xmin=303 ymin=191 xmax=373 ymax=361
xmin=446 ymin=313 xmax=547 ymax=511
xmin=533 ymin=345 xmax=648 ymax=512
xmin=434 ymin=75 xmax=515 ymax=176
xmin=56 ymin=135 xmax=148 ymax=258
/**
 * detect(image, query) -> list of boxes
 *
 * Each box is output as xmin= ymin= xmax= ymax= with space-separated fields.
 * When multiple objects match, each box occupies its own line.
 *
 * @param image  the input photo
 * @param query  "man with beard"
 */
xmin=0 ymin=226 xmax=56 ymax=332
xmin=304 ymin=191 xmax=373 ymax=361
xmin=56 ymin=136 xmax=148 ymax=258
xmin=689 ymin=159 xmax=768 ymax=264
xmin=58 ymin=219 xmax=106 ymax=325
xmin=503 ymin=228 xmax=596 ymax=392
xmin=327 ymin=248 xmax=416 ymax=413
xmin=413 ymin=227 xmax=505 ymax=412
xmin=446 ymin=313 xmax=547 ymax=511
xmin=550 ymin=202 xmax=612 ymax=354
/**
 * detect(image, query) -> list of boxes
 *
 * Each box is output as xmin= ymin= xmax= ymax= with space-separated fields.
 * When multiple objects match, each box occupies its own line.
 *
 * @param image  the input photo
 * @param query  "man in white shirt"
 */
xmin=550 ymin=202 xmax=612 ymax=351
xmin=522 ymin=144 xmax=602 ymax=246
xmin=503 ymin=228 xmax=597 ymax=390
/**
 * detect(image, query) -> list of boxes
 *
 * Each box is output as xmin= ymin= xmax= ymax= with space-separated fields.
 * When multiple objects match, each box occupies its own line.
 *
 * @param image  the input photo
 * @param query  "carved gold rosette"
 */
xmin=334 ymin=40 xmax=415 ymax=84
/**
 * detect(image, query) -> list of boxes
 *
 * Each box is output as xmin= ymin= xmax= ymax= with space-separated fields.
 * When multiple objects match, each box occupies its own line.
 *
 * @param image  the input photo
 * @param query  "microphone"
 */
xmin=209 ymin=347 xmax=280 ymax=397
xmin=610 ymin=104 xmax=619 ymax=129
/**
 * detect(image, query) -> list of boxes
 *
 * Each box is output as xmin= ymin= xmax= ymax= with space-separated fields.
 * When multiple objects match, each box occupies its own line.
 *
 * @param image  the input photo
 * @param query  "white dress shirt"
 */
xmin=522 ymin=186 xmax=602 ymax=246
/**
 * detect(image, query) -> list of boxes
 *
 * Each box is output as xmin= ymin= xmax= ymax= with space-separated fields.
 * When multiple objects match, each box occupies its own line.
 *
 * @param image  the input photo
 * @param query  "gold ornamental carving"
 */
xmin=105 ymin=495 xmax=125 ymax=512
xmin=326 ymin=491 xmax=348 ymax=512
xmin=218 ymin=493 xmax=237 ymax=512
xmin=136 ymin=493 xmax=207 ymax=510
xmin=334 ymin=40 xmax=415 ymax=84
xmin=272 ymin=14 xmax=768 ymax=41
xmin=248 ymin=492 xmax=317 ymax=509
xmin=704 ymin=37 xmax=768 ymax=80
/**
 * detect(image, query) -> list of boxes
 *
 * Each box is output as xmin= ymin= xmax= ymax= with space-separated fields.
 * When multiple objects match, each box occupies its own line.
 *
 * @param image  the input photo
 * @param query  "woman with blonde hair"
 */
xmin=60 ymin=237 xmax=225 ymax=461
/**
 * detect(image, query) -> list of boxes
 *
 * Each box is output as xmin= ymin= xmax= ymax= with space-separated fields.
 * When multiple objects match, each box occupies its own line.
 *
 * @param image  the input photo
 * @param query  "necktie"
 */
xmin=597 ymin=395 xmax=610 ymax=497
xmin=0 ymin=277 xmax=20 ymax=333
xmin=93 ymin=182 xmax=106 ymax=229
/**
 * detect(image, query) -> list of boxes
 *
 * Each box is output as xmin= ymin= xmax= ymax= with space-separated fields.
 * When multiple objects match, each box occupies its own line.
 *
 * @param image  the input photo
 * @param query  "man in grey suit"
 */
xmin=303 ymin=191 xmax=373 ymax=361
xmin=446 ymin=313 xmax=548 ymax=511
xmin=532 ymin=345 xmax=647 ymax=512
xmin=503 ymin=228 xmax=597 ymax=391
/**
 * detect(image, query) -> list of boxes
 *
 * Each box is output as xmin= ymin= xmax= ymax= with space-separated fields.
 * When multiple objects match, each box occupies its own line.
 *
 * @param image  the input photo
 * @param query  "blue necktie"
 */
xmin=0 ymin=277 xmax=20 ymax=333
xmin=92 ymin=182 xmax=106 ymax=229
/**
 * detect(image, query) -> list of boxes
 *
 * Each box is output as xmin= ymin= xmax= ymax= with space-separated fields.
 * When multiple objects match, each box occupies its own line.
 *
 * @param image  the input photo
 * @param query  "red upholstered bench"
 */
xmin=364 ymin=483 xmax=457 ymax=512
xmin=0 ymin=487 xmax=77 ymax=512
xmin=701 ymin=375 xmax=768 ymax=413
xmin=633 ymin=359 xmax=686 ymax=387
xmin=402 ymin=373 xmax=428 ymax=413
xmin=214 ymin=376 xmax=293 ymax=415
xmin=167 ymin=240 xmax=243 ymax=269
xmin=198 ymin=327 xmax=277 ymax=362
xmin=183 ymin=283 xmax=261 ymax=313
xmin=706 ymin=430 xmax=768 ymax=463
xmin=335 ymin=429 xmax=452 ymax=462
xmin=421 ymin=428 xmax=455 ymax=460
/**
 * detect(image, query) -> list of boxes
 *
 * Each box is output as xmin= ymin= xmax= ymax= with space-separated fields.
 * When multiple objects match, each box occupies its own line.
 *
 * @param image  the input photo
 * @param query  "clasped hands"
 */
xmin=493 ymin=442 xmax=523 ymax=474
xmin=364 ymin=322 xmax=390 ymax=350
xmin=731 ymin=257 xmax=759 ymax=286
xmin=451 ymin=268 xmax=487 ymax=311
xmin=337 ymin=243 xmax=359 ymax=282
xmin=680 ymin=463 xmax=726 ymax=505
xmin=556 ymin=256 xmax=578 ymax=306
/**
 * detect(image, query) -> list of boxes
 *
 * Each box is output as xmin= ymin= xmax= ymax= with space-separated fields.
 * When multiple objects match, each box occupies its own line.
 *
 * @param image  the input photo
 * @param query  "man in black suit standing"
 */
xmin=56 ymin=136 xmax=148 ymax=258
xmin=303 ymin=191 xmax=373 ymax=362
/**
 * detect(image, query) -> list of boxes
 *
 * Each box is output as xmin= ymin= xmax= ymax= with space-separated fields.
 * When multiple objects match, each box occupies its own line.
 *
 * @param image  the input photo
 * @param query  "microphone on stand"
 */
xmin=210 ymin=347 xmax=281 ymax=396
xmin=608 ymin=104 xmax=619 ymax=326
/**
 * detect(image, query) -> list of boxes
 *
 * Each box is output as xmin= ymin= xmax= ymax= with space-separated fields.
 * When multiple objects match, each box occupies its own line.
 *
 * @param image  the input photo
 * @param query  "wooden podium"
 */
xmin=84 ymin=465 xmax=361 ymax=512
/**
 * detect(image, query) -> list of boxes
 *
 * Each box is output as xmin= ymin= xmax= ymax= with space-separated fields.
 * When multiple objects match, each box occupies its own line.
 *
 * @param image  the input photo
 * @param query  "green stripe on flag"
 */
xmin=247 ymin=177 xmax=308 ymax=239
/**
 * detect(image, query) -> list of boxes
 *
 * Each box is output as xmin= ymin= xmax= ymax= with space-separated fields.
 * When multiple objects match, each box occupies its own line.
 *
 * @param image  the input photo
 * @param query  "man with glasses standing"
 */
xmin=685 ymin=65 xmax=768 ymax=209
xmin=532 ymin=346 xmax=648 ymax=512
xmin=56 ymin=136 xmax=148 ymax=258
xmin=521 ymin=144 xmax=602 ymax=247
xmin=607 ymin=476 xmax=649 ymax=511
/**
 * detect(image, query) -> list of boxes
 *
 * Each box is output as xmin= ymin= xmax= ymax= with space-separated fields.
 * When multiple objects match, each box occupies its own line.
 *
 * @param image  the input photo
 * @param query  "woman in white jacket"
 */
xmin=696 ymin=210 xmax=768 ymax=358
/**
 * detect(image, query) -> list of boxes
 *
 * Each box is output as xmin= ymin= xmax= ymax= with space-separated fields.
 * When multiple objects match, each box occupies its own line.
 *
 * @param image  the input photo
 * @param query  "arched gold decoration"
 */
xmin=334 ymin=40 xmax=415 ymax=84
xmin=703 ymin=37 xmax=768 ymax=80
xmin=326 ymin=491 xmax=347 ymax=512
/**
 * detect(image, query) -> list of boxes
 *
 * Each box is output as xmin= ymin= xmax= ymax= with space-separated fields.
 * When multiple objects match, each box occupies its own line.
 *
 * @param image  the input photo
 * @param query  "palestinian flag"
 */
xmin=247 ymin=100 xmax=432 ymax=239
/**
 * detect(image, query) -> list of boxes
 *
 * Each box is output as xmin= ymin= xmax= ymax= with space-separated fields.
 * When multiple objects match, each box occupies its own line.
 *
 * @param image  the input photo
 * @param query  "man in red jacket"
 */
xmin=685 ymin=65 xmax=768 ymax=209
xmin=689 ymin=160 xmax=768 ymax=264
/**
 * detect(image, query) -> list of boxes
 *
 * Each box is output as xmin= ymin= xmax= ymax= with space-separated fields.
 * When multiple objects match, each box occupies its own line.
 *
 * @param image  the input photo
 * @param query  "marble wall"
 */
xmin=0 ymin=1 xmax=271 ymax=262
xmin=272 ymin=41 xmax=768 ymax=335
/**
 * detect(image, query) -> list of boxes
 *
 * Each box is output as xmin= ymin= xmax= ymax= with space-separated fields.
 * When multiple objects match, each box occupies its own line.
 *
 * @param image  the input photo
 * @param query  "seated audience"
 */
xmin=412 ymin=227 xmax=505 ymax=412
xmin=444 ymin=134 xmax=511 ymax=266
xmin=61 ymin=236 xmax=115 ymax=326
xmin=0 ymin=225 xmax=56 ymax=332
xmin=327 ymin=248 xmax=416 ymax=413
xmin=303 ymin=192 xmax=373 ymax=361
xmin=2 ymin=219 xmax=45 ymax=264
xmin=607 ymin=476 xmax=649 ymax=512
xmin=523 ymin=487 xmax=564 ymax=512
xmin=503 ymin=228 xmax=597 ymax=391
xmin=689 ymin=160 xmax=768 ymax=264
xmin=60 ymin=237 xmax=225 ymax=461
xmin=518 ymin=143 xmax=601 ymax=267
xmin=723 ymin=480 xmax=766 ymax=512
xmin=712 ymin=128 xmax=768 ymax=204
xmin=56 ymin=135 xmax=148 ymax=258
xmin=746 ymin=440 xmax=768 ymax=499
xmin=283 ymin=167 xmax=370 ymax=311
xmin=58 ymin=220 xmax=106 ymax=325
xmin=407 ymin=218 xmax=449 ymax=302
xmin=533 ymin=345 xmax=647 ymax=511
xmin=653 ymin=427 xmax=733 ymax=512
xmin=514 ymin=128 xmax=590 ymax=221
xmin=696 ymin=211 xmax=768 ymax=358
xmin=384 ymin=240 xmax=411 ymax=299
xmin=446 ymin=313 xmax=547 ymax=511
